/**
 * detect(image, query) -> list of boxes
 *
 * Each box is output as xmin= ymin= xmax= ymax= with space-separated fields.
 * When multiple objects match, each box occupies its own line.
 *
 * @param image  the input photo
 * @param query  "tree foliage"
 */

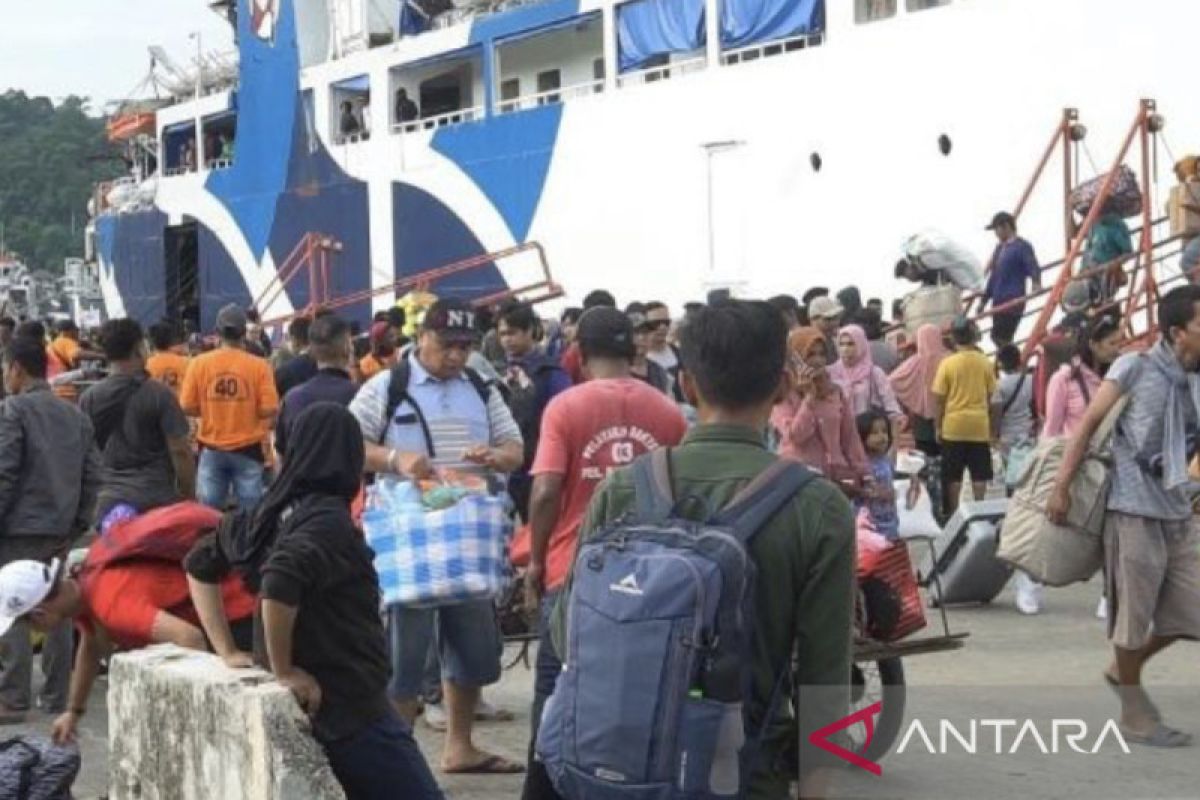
xmin=0 ymin=91 xmax=124 ymax=272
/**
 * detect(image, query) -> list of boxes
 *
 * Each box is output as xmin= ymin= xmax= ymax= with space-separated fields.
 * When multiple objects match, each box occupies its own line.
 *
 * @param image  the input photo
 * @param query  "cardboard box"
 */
xmin=1168 ymin=182 xmax=1200 ymax=237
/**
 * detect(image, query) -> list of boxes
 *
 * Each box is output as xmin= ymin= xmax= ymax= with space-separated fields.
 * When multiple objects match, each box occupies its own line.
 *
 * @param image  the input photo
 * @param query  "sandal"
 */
xmin=442 ymin=754 xmax=526 ymax=774
xmin=1118 ymin=723 xmax=1192 ymax=748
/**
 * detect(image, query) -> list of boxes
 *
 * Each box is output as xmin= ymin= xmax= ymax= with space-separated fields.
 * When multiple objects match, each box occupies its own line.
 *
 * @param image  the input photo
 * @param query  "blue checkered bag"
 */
xmin=364 ymin=482 xmax=511 ymax=609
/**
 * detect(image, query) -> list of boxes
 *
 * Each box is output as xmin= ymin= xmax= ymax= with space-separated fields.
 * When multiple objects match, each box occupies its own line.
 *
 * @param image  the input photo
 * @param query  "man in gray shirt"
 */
xmin=1048 ymin=284 xmax=1200 ymax=748
xmin=0 ymin=336 xmax=100 ymax=722
xmin=350 ymin=298 xmax=524 ymax=774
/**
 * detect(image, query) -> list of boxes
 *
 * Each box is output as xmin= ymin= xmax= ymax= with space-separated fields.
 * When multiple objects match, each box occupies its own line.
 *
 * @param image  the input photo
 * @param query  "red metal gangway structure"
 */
xmin=253 ymin=234 xmax=563 ymax=328
xmin=963 ymin=99 xmax=1190 ymax=360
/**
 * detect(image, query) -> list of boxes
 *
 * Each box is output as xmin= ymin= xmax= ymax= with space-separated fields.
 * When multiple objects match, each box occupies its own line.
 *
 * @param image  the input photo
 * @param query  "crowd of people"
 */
xmin=0 ymin=232 xmax=1196 ymax=797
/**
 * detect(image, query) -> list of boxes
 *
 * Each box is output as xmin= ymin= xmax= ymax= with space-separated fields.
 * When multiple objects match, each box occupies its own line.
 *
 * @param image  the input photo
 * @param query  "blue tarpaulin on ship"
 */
xmin=332 ymin=74 xmax=370 ymax=92
xmin=400 ymin=1 xmax=430 ymax=36
xmin=720 ymin=0 xmax=825 ymax=48
xmin=617 ymin=0 xmax=706 ymax=72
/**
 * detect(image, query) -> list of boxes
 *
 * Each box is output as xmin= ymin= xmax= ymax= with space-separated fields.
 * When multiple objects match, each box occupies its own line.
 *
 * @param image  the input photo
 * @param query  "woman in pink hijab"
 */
xmin=889 ymin=323 xmax=948 ymax=456
xmin=829 ymin=325 xmax=905 ymax=423
xmin=771 ymin=328 xmax=869 ymax=494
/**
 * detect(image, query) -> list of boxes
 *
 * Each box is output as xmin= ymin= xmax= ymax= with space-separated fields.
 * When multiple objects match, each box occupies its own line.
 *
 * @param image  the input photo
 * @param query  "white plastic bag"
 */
xmin=904 ymin=229 xmax=985 ymax=291
xmin=895 ymin=478 xmax=941 ymax=540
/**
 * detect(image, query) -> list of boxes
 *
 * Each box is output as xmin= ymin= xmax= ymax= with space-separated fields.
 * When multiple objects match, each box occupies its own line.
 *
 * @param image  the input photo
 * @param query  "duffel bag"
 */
xmin=1071 ymin=165 xmax=1143 ymax=219
xmin=997 ymin=396 xmax=1128 ymax=586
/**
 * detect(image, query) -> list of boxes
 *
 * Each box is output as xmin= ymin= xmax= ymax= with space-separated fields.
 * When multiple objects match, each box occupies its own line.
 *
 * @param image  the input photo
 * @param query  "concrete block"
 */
xmin=108 ymin=645 xmax=346 ymax=800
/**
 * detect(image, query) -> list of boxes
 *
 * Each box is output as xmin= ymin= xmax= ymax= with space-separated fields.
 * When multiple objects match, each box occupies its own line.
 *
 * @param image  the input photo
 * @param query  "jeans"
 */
xmin=522 ymin=593 xmax=564 ymax=800
xmin=0 ymin=537 xmax=72 ymax=712
xmin=321 ymin=710 xmax=444 ymax=800
xmin=197 ymin=448 xmax=264 ymax=510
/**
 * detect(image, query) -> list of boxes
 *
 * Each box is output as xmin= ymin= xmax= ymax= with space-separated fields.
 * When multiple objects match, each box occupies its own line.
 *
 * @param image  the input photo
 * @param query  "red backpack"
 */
xmin=82 ymin=502 xmax=221 ymax=575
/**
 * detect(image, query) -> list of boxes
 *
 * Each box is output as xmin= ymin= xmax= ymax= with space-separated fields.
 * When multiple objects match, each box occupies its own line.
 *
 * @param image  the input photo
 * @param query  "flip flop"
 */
xmin=443 ymin=754 xmax=526 ymax=775
xmin=1103 ymin=673 xmax=1162 ymax=723
xmin=1118 ymin=723 xmax=1192 ymax=749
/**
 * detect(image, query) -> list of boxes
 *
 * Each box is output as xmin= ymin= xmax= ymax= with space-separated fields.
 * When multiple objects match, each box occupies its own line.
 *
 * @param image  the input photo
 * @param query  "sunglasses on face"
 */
xmin=643 ymin=319 xmax=671 ymax=331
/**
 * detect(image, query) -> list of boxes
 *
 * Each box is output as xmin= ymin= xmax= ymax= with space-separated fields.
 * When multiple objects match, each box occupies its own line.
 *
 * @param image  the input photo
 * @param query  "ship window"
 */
xmin=938 ymin=134 xmax=953 ymax=156
xmin=499 ymin=79 xmax=521 ymax=113
xmin=494 ymin=13 xmax=603 ymax=115
xmin=855 ymin=0 xmax=896 ymax=23
xmin=390 ymin=50 xmax=482 ymax=132
xmin=907 ymin=0 xmax=950 ymax=10
xmin=162 ymin=121 xmax=198 ymax=176
xmin=201 ymin=111 xmax=237 ymax=171
xmin=536 ymin=70 xmax=562 ymax=105
xmin=593 ymin=58 xmax=605 ymax=93
xmin=331 ymin=74 xmax=371 ymax=145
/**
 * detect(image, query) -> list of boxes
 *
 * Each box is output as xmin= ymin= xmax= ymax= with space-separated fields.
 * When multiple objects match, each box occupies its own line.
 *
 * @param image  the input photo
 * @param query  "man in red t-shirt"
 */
xmin=521 ymin=306 xmax=686 ymax=798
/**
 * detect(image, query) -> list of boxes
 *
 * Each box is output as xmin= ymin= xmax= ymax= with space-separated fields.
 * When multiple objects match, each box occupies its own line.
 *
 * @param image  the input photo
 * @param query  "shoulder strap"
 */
xmin=712 ymin=460 xmax=818 ymax=544
xmin=1001 ymin=370 xmax=1028 ymax=417
xmin=1071 ymin=365 xmax=1091 ymax=404
xmin=463 ymin=366 xmax=492 ymax=404
xmin=632 ymin=447 xmax=675 ymax=522
xmin=1090 ymin=394 xmax=1130 ymax=451
xmin=381 ymin=358 xmax=435 ymax=456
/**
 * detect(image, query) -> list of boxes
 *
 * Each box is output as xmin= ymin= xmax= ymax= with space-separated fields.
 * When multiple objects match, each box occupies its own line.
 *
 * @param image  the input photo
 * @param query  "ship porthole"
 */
xmin=938 ymin=134 xmax=953 ymax=156
xmin=810 ymin=152 xmax=823 ymax=172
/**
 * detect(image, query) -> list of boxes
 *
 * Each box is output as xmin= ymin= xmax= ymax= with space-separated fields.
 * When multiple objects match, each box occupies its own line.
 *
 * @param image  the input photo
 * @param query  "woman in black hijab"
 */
xmin=186 ymin=403 xmax=443 ymax=800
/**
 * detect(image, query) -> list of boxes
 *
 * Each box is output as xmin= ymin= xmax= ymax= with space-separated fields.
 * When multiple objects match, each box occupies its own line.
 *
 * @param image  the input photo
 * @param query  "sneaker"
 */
xmin=423 ymin=701 xmax=448 ymax=732
xmin=1014 ymin=572 xmax=1043 ymax=615
xmin=1096 ymin=596 xmax=1108 ymax=620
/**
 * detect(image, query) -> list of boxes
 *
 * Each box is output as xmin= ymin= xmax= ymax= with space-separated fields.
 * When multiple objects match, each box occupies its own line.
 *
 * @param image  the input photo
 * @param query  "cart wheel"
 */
xmin=847 ymin=658 xmax=906 ymax=764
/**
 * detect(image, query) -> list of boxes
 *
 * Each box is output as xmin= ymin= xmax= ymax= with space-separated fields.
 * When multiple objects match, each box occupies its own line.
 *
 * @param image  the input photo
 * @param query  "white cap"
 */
xmin=0 ymin=559 xmax=59 ymax=636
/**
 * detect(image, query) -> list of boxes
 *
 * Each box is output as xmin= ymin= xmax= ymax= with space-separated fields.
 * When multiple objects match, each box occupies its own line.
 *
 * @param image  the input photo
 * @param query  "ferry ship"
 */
xmin=87 ymin=0 xmax=1200 ymax=331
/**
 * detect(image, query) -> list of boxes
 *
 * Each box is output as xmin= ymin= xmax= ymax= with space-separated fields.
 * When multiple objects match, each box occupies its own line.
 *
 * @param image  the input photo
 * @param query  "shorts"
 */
xmin=1103 ymin=512 xmax=1200 ymax=651
xmin=386 ymin=600 xmax=502 ymax=700
xmin=941 ymin=440 xmax=993 ymax=484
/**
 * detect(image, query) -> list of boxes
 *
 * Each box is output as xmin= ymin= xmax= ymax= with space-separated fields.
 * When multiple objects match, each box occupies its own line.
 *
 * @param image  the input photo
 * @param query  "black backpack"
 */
xmin=503 ymin=355 xmax=565 ymax=469
xmin=379 ymin=358 xmax=492 ymax=454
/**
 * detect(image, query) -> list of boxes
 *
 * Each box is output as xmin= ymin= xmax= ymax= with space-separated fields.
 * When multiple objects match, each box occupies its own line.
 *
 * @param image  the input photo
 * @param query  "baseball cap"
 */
xmin=986 ymin=211 xmax=1016 ymax=231
xmin=422 ymin=298 xmax=480 ymax=343
xmin=0 ymin=559 xmax=59 ymax=636
xmin=807 ymin=296 xmax=844 ymax=320
xmin=577 ymin=307 xmax=636 ymax=358
xmin=216 ymin=303 xmax=248 ymax=335
xmin=1062 ymin=279 xmax=1093 ymax=314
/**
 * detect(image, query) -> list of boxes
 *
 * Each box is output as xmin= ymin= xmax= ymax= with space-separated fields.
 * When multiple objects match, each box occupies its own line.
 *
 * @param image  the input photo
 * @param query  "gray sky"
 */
xmin=1 ymin=1 xmax=235 ymax=112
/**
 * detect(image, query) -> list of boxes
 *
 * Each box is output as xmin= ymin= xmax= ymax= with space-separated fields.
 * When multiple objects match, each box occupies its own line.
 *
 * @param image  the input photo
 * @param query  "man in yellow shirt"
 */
xmin=180 ymin=305 xmax=279 ymax=510
xmin=932 ymin=316 xmax=998 ymax=515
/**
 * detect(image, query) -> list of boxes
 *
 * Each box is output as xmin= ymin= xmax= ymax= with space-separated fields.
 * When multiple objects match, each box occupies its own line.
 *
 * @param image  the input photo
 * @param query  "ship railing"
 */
xmin=617 ymin=56 xmax=707 ymax=88
xmin=498 ymin=79 xmax=603 ymax=115
xmin=205 ymin=158 xmax=233 ymax=171
xmin=333 ymin=131 xmax=373 ymax=146
xmin=721 ymin=31 xmax=825 ymax=66
xmin=392 ymin=105 xmax=485 ymax=135
xmin=163 ymin=166 xmax=196 ymax=177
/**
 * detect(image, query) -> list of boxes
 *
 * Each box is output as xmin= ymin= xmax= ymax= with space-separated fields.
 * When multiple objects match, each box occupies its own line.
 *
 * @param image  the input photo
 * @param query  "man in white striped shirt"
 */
xmin=350 ymin=298 xmax=524 ymax=775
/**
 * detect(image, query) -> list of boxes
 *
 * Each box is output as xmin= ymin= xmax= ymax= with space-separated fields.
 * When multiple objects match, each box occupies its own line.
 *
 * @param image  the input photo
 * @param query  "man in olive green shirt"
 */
xmin=554 ymin=300 xmax=855 ymax=799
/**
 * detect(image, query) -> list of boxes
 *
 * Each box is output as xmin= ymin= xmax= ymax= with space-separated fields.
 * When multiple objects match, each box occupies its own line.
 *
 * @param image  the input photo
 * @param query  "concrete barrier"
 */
xmin=108 ymin=645 xmax=346 ymax=800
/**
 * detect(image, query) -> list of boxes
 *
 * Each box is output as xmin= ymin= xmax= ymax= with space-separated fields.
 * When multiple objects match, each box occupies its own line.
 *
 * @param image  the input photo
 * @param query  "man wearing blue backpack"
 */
xmin=539 ymin=300 xmax=856 ymax=799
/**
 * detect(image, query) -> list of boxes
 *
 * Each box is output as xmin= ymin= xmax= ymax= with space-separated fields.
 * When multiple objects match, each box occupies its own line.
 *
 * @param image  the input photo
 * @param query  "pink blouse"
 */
xmin=1042 ymin=361 xmax=1103 ymax=438
xmin=771 ymin=389 xmax=870 ymax=479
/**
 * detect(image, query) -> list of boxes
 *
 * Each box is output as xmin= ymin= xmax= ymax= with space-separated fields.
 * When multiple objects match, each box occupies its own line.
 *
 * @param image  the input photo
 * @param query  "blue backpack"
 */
xmin=536 ymin=449 xmax=816 ymax=799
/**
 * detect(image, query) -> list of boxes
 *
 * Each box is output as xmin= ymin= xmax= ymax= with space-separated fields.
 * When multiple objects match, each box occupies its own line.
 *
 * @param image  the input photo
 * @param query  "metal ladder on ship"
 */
xmin=251 ymin=235 xmax=564 ymax=328
xmin=962 ymin=99 xmax=1191 ymax=358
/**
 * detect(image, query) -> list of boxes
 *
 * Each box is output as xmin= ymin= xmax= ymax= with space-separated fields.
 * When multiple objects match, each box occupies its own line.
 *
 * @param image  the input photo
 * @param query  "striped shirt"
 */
xmin=349 ymin=352 xmax=521 ymax=475
xmin=1106 ymin=349 xmax=1198 ymax=521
